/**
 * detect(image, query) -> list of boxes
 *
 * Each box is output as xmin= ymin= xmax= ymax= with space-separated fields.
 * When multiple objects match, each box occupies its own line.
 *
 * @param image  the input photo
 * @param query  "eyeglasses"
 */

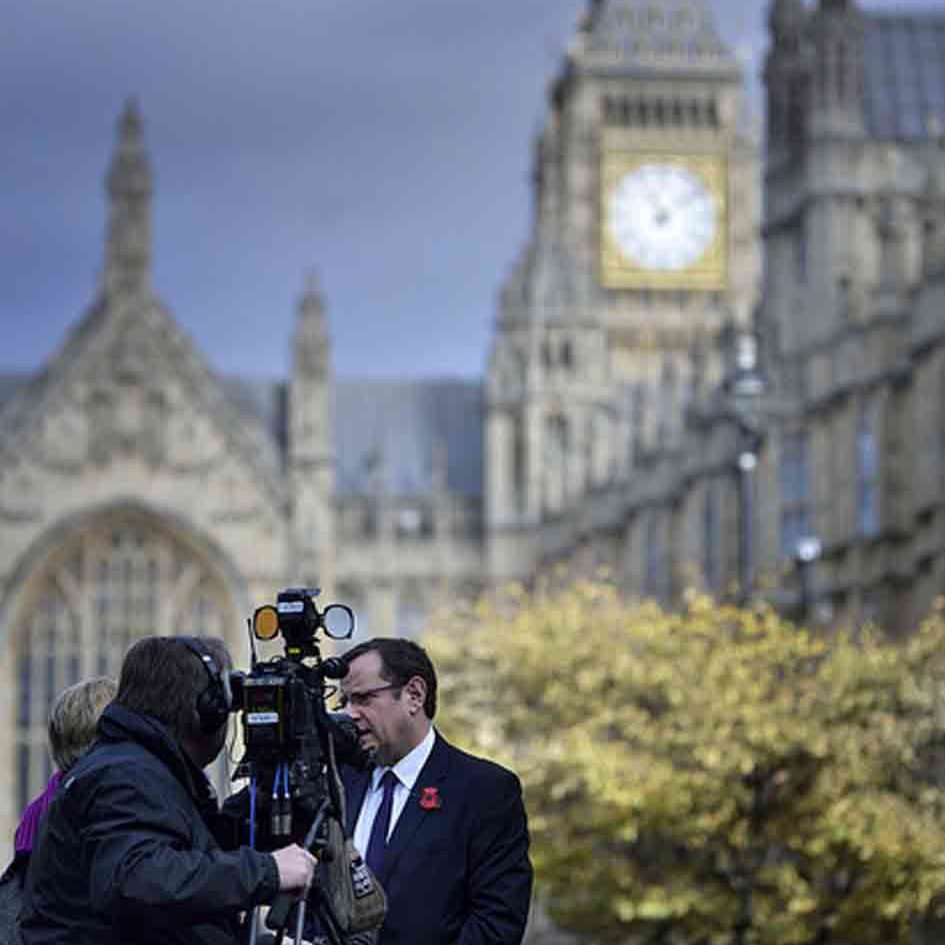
xmin=336 ymin=683 xmax=402 ymax=710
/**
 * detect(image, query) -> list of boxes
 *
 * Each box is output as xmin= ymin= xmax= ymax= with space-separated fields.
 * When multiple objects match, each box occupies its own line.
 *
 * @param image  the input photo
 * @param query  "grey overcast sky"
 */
xmin=1 ymin=0 xmax=938 ymax=382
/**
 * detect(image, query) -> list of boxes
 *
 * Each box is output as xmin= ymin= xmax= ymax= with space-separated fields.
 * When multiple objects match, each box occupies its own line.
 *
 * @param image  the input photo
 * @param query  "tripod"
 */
xmin=257 ymin=798 xmax=344 ymax=945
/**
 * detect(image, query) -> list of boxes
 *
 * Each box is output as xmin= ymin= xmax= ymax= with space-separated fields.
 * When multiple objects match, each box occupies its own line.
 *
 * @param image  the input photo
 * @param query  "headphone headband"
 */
xmin=175 ymin=636 xmax=232 ymax=735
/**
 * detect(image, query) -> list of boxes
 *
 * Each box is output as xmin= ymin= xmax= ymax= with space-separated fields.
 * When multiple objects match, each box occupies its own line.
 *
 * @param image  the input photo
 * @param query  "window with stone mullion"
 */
xmin=17 ymin=589 xmax=80 ymax=813
xmin=857 ymin=404 xmax=880 ymax=538
xmin=779 ymin=432 xmax=811 ymax=559
xmin=702 ymin=482 xmax=721 ymax=595
xmin=14 ymin=527 xmax=230 ymax=816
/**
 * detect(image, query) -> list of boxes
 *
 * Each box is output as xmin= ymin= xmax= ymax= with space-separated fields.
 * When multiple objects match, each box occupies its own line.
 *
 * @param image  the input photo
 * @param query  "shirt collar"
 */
xmin=371 ymin=725 xmax=435 ymax=792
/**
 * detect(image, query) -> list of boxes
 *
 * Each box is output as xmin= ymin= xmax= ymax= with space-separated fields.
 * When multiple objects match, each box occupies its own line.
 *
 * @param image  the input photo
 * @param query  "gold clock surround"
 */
xmin=600 ymin=148 xmax=729 ymax=291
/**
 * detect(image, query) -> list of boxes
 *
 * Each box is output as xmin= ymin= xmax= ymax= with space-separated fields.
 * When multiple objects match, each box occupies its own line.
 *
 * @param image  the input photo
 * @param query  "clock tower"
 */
xmin=486 ymin=0 xmax=759 ymax=575
xmin=536 ymin=0 xmax=757 ymax=380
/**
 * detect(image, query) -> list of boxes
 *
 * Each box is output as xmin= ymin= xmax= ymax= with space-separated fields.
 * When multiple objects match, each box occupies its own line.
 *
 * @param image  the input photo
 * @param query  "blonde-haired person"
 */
xmin=12 ymin=677 xmax=117 ymax=864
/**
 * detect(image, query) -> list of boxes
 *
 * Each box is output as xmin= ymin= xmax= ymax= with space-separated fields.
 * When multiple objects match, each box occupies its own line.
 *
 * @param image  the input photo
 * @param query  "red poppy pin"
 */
xmin=419 ymin=786 xmax=441 ymax=811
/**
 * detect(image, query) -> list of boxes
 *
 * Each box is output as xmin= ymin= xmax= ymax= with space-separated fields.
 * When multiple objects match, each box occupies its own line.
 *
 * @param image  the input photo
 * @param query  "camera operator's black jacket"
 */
xmin=20 ymin=704 xmax=280 ymax=945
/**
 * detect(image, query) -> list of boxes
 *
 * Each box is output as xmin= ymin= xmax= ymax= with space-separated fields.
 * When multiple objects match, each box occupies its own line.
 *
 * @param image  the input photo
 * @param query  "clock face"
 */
xmin=608 ymin=163 xmax=717 ymax=271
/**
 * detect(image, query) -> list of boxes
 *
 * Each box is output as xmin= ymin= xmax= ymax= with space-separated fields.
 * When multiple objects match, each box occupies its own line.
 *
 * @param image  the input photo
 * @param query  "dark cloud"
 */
xmin=0 ymin=0 xmax=934 ymax=380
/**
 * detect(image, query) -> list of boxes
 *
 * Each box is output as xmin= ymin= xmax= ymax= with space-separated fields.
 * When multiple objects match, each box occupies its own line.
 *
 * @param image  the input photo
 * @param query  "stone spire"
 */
xmin=809 ymin=0 xmax=865 ymax=137
xmin=769 ymin=0 xmax=806 ymax=46
xmin=288 ymin=268 xmax=335 ymax=588
xmin=293 ymin=269 xmax=330 ymax=376
xmin=765 ymin=0 xmax=810 ymax=159
xmin=103 ymin=99 xmax=153 ymax=296
xmin=922 ymin=124 xmax=945 ymax=277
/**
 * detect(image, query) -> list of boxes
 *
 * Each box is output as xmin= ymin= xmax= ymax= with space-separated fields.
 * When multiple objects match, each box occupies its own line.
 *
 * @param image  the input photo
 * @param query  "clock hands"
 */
xmin=609 ymin=163 xmax=718 ymax=271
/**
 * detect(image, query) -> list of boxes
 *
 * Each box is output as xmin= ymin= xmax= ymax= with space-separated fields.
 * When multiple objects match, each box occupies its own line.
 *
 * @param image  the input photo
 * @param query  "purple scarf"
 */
xmin=14 ymin=771 xmax=64 ymax=855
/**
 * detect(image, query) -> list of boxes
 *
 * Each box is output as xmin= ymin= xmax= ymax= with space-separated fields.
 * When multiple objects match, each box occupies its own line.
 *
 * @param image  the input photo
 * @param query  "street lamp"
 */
xmin=794 ymin=535 xmax=822 ymax=622
xmin=736 ymin=432 xmax=761 ymax=604
xmin=718 ymin=324 xmax=766 ymax=605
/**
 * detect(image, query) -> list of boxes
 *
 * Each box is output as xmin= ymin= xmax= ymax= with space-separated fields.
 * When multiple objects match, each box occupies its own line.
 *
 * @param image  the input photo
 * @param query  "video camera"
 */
xmin=230 ymin=587 xmax=366 ymax=839
xmin=228 ymin=588 xmax=385 ymax=945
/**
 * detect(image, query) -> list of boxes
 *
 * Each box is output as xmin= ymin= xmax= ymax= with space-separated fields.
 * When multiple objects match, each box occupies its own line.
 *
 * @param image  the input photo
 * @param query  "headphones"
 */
xmin=176 ymin=636 xmax=232 ymax=735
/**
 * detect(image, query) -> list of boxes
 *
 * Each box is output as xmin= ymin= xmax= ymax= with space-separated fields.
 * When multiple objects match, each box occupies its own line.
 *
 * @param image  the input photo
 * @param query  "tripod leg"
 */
xmin=240 ymin=907 xmax=260 ymax=945
xmin=294 ymin=900 xmax=307 ymax=945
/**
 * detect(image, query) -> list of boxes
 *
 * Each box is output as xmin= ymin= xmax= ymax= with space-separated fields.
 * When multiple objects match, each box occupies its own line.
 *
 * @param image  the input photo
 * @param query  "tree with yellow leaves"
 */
xmin=426 ymin=582 xmax=945 ymax=945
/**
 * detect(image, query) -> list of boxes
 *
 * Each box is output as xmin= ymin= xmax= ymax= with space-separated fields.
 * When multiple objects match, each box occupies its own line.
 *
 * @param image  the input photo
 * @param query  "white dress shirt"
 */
xmin=353 ymin=726 xmax=436 ymax=859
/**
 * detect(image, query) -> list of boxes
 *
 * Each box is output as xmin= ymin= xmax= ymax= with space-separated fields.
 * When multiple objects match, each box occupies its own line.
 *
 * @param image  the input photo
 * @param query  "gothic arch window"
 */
xmin=17 ymin=589 xmax=79 ymax=810
xmin=337 ymin=583 xmax=369 ymax=640
xmin=836 ymin=42 xmax=848 ymax=100
xmin=12 ymin=522 xmax=234 ymax=815
xmin=644 ymin=513 xmax=667 ymax=601
xmin=561 ymin=340 xmax=574 ymax=371
xmin=780 ymin=431 xmax=811 ymax=559
xmin=543 ymin=413 xmax=569 ymax=514
xmin=940 ymin=370 xmax=945 ymax=500
xmin=795 ymin=220 xmax=809 ymax=283
xmin=588 ymin=407 xmax=612 ymax=488
xmin=702 ymin=482 xmax=721 ymax=595
xmin=787 ymin=80 xmax=807 ymax=146
xmin=857 ymin=403 xmax=880 ymax=537
xmin=513 ymin=416 xmax=527 ymax=514
xmin=396 ymin=582 xmax=428 ymax=639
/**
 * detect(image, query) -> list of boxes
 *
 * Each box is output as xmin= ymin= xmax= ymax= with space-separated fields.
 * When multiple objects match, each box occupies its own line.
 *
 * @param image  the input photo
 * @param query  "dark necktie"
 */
xmin=365 ymin=770 xmax=397 ymax=876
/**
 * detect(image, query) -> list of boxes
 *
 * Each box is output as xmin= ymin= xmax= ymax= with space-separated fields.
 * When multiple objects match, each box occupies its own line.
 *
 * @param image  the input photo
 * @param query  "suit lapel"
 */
xmin=343 ymin=767 xmax=371 ymax=838
xmin=378 ymin=732 xmax=451 ymax=885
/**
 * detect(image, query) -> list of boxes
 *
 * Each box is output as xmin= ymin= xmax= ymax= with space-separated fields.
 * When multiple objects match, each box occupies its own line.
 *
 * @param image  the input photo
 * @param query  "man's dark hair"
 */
xmin=114 ymin=636 xmax=230 ymax=742
xmin=342 ymin=637 xmax=438 ymax=719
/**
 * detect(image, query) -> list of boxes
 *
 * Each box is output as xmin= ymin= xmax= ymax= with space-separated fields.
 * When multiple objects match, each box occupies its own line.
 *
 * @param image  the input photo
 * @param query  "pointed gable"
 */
xmin=0 ymin=103 xmax=287 ymax=523
xmin=0 ymin=294 xmax=287 ymax=511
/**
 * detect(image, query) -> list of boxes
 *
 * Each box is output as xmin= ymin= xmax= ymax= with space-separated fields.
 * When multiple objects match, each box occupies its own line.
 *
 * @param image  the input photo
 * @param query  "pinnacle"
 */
xmin=299 ymin=269 xmax=325 ymax=319
xmin=118 ymin=97 xmax=143 ymax=142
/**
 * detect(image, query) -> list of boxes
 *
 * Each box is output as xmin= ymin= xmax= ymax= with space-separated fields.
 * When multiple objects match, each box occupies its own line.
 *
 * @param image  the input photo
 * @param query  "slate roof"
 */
xmin=864 ymin=13 xmax=945 ymax=141
xmin=221 ymin=377 xmax=289 ymax=454
xmin=334 ymin=379 xmax=484 ymax=498
xmin=222 ymin=376 xmax=485 ymax=498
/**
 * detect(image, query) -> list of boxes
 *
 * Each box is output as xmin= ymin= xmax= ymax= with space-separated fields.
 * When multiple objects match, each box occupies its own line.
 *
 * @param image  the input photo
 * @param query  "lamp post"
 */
xmin=716 ymin=324 xmax=766 ymax=606
xmin=736 ymin=440 xmax=759 ymax=604
xmin=794 ymin=535 xmax=822 ymax=623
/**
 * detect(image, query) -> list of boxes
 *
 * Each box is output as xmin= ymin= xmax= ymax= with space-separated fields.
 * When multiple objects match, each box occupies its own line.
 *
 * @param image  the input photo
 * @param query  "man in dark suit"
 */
xmin=336 ymin=637 xmax=532 ymax=945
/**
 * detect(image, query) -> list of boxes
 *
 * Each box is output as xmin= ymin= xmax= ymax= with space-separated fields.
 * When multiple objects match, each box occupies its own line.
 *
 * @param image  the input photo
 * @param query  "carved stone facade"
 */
xmin=755 ymin=0 xmax=945 ymax=635
xmin=0 ymin=99 xmax=487 ymax=846
xmin=485 ymin=0 xmax=761 ymax=594
xmin=2 ymin=1 xmax=945 ymax=882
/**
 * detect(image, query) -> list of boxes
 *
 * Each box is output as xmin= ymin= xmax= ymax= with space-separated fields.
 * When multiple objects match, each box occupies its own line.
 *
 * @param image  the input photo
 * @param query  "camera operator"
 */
xmin=20 ymin=635 xmax=316 ymax=945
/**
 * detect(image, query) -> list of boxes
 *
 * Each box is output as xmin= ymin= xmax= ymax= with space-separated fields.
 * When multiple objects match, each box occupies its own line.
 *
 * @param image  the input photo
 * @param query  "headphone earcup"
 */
xmin=195 ymin=687 xmax=229 ymax=735
xmin=177 ymin=636 xmax=230 ymax=735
